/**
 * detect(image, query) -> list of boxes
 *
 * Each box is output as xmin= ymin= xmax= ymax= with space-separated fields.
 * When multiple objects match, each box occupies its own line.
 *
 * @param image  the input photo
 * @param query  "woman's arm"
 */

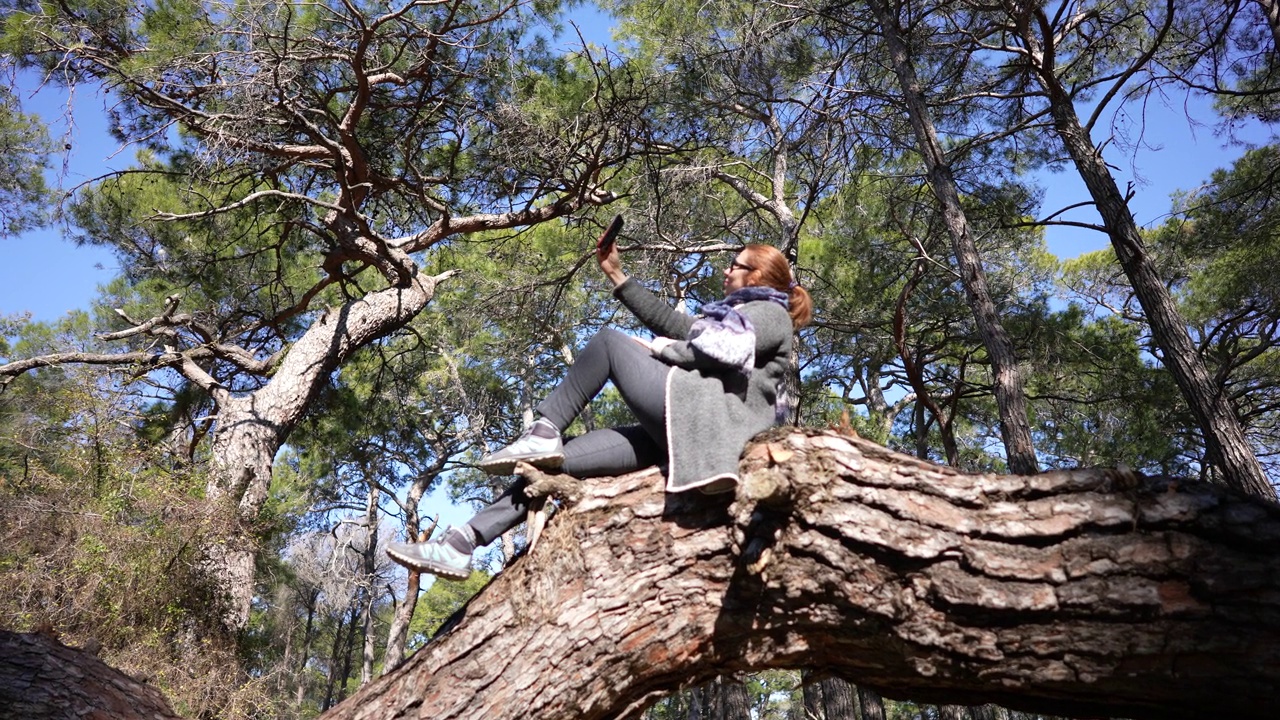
xmin=597 ymin=231 xmax=695 ymax=339
xmin=613 ymin=279 xmax=696 ymax=339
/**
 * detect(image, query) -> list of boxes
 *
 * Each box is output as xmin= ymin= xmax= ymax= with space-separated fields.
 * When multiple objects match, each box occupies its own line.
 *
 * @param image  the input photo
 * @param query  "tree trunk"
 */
xmin=319 ymin=428 xmax=1280 ymax=720
xmin=337 ymin=603 xmax=360 ymax=707
xmin=360 ymin=484 xmax=380 ymax=685
xmin=1013 ymin=6 xmax=1274 ymax=500
xmin=297 ymin=589 xmax=320 ymax=707
xmin=202 ymin=273 xmax=441 ymax=634
xmin=858 ymin=686 xmax=885 ymax=720
xmin=324 ymin=605 xmax=353 ymax=711
xmin=967 ymin=706 xmax=1009 ymax=720
xmin=712 ymin=676 xmax=751 ymax=719
xmin=821 ymin=678 xmax=859 ymax=720
xmin=803 ymin=673 xmax=859 ymax=720
xmin=0 ymin=630 xmax=183 ymax=720
xmin=802 ymin=672 xmax=823 ymax=719
xmin=868 ymin=0 xmax=1039 ymax=475
xmin=383 ymin=501 xmax=439 ymax=672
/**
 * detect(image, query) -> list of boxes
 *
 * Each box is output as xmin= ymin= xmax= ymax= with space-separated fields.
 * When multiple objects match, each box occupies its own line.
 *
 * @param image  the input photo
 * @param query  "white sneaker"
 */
xmin=478 ymin=420 xmax=565 ymax=475
xmin=385 ymin=533 xmax=472 ymax=580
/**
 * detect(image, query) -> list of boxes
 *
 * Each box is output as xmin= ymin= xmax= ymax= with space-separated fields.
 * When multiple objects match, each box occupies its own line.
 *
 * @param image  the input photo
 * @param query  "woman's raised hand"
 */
xmin=595 ymin=218 xmax=628 ymax=287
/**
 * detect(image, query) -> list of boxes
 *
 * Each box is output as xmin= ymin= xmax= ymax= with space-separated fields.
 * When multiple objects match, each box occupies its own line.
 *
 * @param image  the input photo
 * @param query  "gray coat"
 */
xmin=614 ymin=279 xmax=793 ymax=492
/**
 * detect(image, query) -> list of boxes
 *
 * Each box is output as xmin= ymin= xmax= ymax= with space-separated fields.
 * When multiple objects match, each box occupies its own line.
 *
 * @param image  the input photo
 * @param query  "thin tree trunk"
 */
xmin=360 ymin=484 xmax=380 ymax=685
xmin=323 ymin=605 xmax=351 ymax=711
xmin=688 ymin=685 xmax=705 ymax=720
xmin=383 ymin=501 xmax=440 ymax=671
xmin=868 ymin=0 xmax=1039 ymax=475
xmin=296 ymin=587 xmax=321 ymax=707
xmin=802 ymin=671 xmax=823 ymax=719
xmin=1012 ymin=5 xmax=1275 ymax=499
xmin=717 ymin=677 xmax=751 ymax=719
xmin=337 ymin=603 xmax=360 ymax=706
xmin=896 ymin=258 xmax=959 ymax=466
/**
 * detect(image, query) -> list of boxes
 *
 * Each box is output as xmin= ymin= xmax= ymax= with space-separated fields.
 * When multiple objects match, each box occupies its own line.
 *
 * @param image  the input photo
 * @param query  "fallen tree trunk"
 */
xmin=324 ymin=427 xmax=1280 ymax=720
xmin=0 ymin=630 xmax=182 ymax=720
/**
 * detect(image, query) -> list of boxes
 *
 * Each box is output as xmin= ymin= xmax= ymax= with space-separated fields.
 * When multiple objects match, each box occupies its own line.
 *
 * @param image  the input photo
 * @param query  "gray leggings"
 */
xmin=469 ymin=328 xmax=671 ymax=545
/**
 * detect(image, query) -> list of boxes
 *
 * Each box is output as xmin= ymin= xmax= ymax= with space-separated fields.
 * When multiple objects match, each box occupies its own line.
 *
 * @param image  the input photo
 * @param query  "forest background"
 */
xmin=1 ymin=0 xmax=1278 ymax=718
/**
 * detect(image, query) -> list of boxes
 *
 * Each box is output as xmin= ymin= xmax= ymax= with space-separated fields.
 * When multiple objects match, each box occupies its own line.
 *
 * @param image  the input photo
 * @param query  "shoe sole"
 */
xmin=477 ymin=453 xmax=565 ymax=476
xmin=385 ymin=547 xmax=472 ymax=581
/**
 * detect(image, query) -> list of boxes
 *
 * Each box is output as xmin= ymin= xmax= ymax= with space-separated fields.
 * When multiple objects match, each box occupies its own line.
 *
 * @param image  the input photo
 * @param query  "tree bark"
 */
xmin=203 ymin=272 xmax=441 ymax=632
xmin=1011 ymin=5 xmax=1275 ymax=500
xmin=802 ymin=672 xmax=823 ymax=719
xmin=360 ymin=484 xmax=380 ymax=685
xmin=713 ymin=676 xmax=751 ymax=719
xmin=297 ymin=589 xmax=320 ymax=706
xmin=868 ymin=0 xmax=1039 ymax=475
xmin=383 ymin=515 xmax=439 ymax=673
xmin=821 ymin=678 xmax=859 ymax=720
xmin=318 ymin=428 xmax=1280 ymax=720
xmin=858 ymin=686 xmax=885 ymax=720
xmin=0 ymin=630 xmax=182 ymax=720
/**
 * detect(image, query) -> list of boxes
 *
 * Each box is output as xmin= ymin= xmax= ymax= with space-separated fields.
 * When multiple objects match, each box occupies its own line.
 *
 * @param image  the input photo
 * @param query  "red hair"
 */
xmin=740 ymin=244 xmax=812 ymax=329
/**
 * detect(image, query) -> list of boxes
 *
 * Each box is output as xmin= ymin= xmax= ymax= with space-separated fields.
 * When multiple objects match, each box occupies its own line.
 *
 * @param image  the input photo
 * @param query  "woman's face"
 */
xmin=722 ymin=253 xmax=754 ymax=295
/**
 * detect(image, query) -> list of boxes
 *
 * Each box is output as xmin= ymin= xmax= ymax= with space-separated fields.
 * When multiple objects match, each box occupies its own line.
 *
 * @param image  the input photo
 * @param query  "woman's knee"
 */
xmin=587 ymin=326 xmax=629 ymax=350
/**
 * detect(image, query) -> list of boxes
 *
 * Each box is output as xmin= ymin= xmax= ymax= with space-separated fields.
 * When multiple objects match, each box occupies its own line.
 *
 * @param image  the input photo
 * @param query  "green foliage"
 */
xmin=0 ymin=340 xmax=250 ymax=717
xmin=0 ymin=81 xmax=52 ymax=236
xmin=406 ymin=571 xmax=491 ymax=648
xmin=1174 ymin=145 xmax=1280 ymax=313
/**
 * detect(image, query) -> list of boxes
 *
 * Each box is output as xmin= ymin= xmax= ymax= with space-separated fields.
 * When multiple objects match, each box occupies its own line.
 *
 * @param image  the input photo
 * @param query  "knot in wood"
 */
xmin=516 ymin=463 xmax=582 ymax=505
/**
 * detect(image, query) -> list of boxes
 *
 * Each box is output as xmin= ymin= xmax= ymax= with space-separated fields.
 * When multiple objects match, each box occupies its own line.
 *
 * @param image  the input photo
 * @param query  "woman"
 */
xmin=387 ymin=238 xmax=813 ymax=579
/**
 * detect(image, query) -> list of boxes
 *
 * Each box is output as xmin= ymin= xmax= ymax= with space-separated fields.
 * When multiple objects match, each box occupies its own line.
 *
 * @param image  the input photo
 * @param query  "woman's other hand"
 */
xmin=648 ymin=337 xmax=675 ymax=353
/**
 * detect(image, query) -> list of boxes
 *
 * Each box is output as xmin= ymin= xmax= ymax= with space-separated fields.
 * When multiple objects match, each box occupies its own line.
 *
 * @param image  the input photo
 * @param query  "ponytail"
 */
xmin=787 ymin=283 xmax=813 ymax=329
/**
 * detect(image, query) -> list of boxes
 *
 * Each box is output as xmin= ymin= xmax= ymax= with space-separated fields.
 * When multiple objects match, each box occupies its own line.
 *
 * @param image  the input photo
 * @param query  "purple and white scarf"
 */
xmin=688 ymin=286 xmax=789 ymax=376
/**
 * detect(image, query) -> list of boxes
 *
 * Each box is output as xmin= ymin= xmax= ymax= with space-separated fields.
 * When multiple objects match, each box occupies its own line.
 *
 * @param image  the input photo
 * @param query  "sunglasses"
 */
xmin=728 ymin=260 xmax=754 ymax=273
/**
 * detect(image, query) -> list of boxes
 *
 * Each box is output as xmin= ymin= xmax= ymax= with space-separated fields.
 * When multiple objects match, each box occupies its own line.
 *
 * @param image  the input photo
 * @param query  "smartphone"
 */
xmin=596 ymin=215 xmax=624 ymax=252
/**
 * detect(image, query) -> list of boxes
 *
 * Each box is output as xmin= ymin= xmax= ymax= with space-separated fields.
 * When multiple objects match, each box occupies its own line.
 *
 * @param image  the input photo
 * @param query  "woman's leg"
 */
xmin=562 ymin=424 xmax=666 ymax=478
xmin=537 ymin=327 xmax=670 ymax=441
xmin=481 ymin=328 xmax=670 ymax=474
xmin=466 ymin=480 xmax=533 ymax=545
xmin=469 ymin=425 xmax=664 ymax=544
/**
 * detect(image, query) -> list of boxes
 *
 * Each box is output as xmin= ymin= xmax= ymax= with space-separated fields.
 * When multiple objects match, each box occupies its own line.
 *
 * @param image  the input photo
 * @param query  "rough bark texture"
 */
xmin=868 ymin=0 xmax=1039 ymax=475
xmin=0 ymin=630 xmax=182 ymax=720
xmin=321 ymin=428 xmax=1280 ymax=720
xmin=803 ymin=673 xmax=859 ymax=720
xmin=859 ymin=685 xmax=886 ymax=720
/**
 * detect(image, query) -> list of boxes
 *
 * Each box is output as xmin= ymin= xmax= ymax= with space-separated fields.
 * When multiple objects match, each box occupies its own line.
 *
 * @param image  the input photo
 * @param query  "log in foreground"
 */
xmin=0 ymin=630 xmax=183 ymax=720
xmin=326 ymin=428 xmax=1280 ymax=720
